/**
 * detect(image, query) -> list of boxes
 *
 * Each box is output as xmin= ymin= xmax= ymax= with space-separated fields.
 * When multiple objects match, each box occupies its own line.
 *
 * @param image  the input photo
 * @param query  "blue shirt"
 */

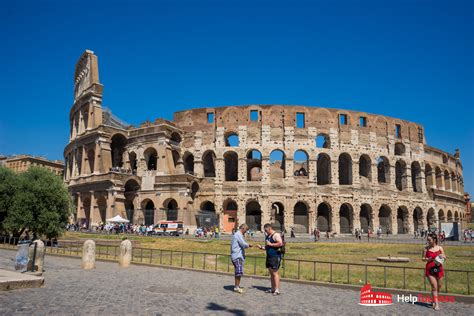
xmin=231 ymin=231 xmax=249 ymax=261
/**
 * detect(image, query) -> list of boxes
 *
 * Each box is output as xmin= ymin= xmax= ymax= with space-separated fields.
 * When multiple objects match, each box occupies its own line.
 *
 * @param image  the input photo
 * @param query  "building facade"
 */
xmin=64 ymin=50 xmax=466 ymax=234
xmin=1 ymin=155 xmax=64 ymax=176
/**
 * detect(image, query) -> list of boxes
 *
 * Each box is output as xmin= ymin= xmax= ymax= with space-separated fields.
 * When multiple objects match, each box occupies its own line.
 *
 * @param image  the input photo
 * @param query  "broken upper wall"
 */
xmin=173 ymin=104 xmax=425 ymax=147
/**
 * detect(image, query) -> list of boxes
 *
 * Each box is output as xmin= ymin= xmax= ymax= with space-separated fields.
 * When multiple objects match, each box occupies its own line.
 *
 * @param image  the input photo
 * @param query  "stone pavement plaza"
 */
xmin=0 ymin=249 xmax=470 ymax=315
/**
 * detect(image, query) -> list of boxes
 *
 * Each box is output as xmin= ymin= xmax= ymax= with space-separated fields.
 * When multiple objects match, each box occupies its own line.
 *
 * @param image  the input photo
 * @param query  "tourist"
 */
xmin=258 ymin=223 xmax=284 ymax=295
xmin=422 ymin=233 xmax=446 ymax=311
xmin=313 ymin=228 xmax=318 ymax=242
xmin=290 ymin=227 xmax=295 ymax=238
xmin=230 ymin=223 xmax=252 ymax=294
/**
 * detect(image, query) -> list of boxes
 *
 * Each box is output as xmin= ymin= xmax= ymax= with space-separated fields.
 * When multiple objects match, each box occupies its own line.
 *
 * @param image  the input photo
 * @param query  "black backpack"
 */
xmin=279 ymin=233 xmax=286 ymax=255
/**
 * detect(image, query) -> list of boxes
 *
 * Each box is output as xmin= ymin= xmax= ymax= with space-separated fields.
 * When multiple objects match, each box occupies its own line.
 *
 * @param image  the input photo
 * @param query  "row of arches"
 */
xmin=425 ymin=163 xmax=463 ymax=193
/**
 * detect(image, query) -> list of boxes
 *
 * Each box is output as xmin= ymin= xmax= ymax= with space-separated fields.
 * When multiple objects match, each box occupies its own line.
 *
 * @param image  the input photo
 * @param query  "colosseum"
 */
xmin=64 ymin=50 xmax=467 ymax=235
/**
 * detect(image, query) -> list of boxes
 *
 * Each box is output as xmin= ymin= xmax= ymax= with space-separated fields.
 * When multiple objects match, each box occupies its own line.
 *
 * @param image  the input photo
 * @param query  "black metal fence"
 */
xmin=0 ymin=236 xmax=471 ymax=295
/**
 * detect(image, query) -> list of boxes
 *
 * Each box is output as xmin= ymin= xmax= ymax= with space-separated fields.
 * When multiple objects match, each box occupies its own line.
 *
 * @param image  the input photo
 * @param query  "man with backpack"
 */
xmin=258 ymin=223 xmax=284 ymax=295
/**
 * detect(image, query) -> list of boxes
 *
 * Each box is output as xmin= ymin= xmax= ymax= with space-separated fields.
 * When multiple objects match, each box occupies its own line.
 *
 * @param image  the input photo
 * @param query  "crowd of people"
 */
xmin=194 ymin=226 xmax=220 ymax=238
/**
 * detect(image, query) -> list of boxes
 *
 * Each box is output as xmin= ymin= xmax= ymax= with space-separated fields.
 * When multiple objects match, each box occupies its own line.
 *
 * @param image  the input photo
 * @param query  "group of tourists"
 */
xmin=463 ymin=228 xmax=473 ymax=242
xmin=194 ymin=226 xmax=220 ymax=239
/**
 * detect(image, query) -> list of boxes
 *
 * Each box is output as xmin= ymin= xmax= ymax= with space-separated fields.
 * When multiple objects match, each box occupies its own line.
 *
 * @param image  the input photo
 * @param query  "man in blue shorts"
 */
xmin=230 ymin=223 xmax=252 ymax=293
xmin=258 ymin=223 xmax=283 ymax=295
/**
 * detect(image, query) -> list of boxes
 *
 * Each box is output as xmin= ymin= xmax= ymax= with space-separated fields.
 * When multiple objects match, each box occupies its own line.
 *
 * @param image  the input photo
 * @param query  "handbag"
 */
xmin=429 ymin=265 xmax=440 ymax=275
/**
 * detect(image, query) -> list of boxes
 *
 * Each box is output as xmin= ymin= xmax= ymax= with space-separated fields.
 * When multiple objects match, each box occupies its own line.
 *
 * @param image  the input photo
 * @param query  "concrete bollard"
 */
xmin=118 ymin=239 xmax=132 ymax=267
xmin=81 ymin=240 xmax=96 ymax=269
xmin=27 ymin=240 xmax=45 ymax=274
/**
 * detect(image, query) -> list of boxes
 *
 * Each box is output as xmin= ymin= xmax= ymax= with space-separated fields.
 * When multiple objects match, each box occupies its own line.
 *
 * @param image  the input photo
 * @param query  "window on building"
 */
xmin=359 ymin=116 xmax=367 ymax=127
xmin=339 ymin=114 xmax=348 ymax=125
xmin=418 ymin=127 xmax=423 ymax=143
xmin=296 ymin=112 xmax=305 ymax=128
xmin=207 ymin=112 xmax=215 ymax=124
xmin=395 ymin=124 xmax=401 ymax=138
xmin=250 ymin=110 xmax=258 ymax=122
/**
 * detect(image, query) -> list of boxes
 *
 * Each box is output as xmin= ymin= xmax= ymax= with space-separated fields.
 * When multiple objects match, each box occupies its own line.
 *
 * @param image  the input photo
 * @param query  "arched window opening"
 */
xmin=395 ymin=160 xmax=407 ymax=191
xmin=444 ymin=170 xmax=451 ymax=191
xmin=269 ymin=150 xmax=286 ymax=179
xmin=247 ymin=150 xmax=262 ymax=181
xmin=143 ymin=200 xmax=155 ymax=226
xmin=339 ymin=203 xmax=353 ymax=234
xmin=224 ymin=151 xmax=238 ymax=181
xmin=170 ymin=132 xmax=182 ymax=144
xmin=271 ymin=202 xmax=284 ymax=231
xmin=413 ymin=207 xmax=423 ymax=232
xmin=427 ymin=208 xmax=436 ymax=228
xmin=447 ymin=210 xmax=453 ymax=222
xmin=360 ymin=204 xmax=372 ymax=233
xmin=196 ymin=201 xmax=217 ymax=228
xmin=316 ymin=134 xmax=330 ymax=149
xmin=165 ymin=199 xmax=178 ymax=221
xmin=144 ymin=148 xmax=158 ymax=171
xmin=317 ymin=153 xmax=331 ymax=185
xmin=225 ymin=133 xmax=239 ymax=147
xmin=438 ymin=209 xmax=445 ymax=223
xmin=435 ymin=167 xmax=443 ymax=189
xmin=338 ymin=153 xmax=352 ymax=185
xmin=316 ymin=203 xmax=331 ymax=232
xmin=184 ymin=153 xmax=194 ymax=175
xmin=378 ymin=205 xmax=392 ymax=234
xmin=397 ymin=207 xmax=409 ymax=234
xmin=111 ymin=134 xmax=127 ymax=168
xmin=172 ymin=150 xmax=180 ymax=169
xmin=246 ymin=201 xmax=262 ymax=231
xmin=190 ymin=182 xmax=199 ymax=199
xmin=202 ymin=151 xmax=216 ymax=177
xmin=87 ymin=148 xmax=95 ymax=174
xmin=359 ymin=154 xmax=371 ymax=181
xmin=377 ymin=156 xmax=390 ymax=184
xmin=129 ymin=152 xmax=137 ymax=173
xmin=425 ymin=164 xmax=433 ymax=188
xmin=293 ymin=150 xmax=309 ymax=176
xmin=394 ymin=142 xmax=405 ymax=156
xmin=411 ymin=162 xmax=422 ymax=193
xmin=294 ymin=202 xmax=309 ymax=233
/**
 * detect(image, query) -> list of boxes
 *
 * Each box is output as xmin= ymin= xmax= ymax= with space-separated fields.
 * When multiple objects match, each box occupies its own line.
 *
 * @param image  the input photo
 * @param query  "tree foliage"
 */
xmin=0 ymin=166 xmax=71 ymax=238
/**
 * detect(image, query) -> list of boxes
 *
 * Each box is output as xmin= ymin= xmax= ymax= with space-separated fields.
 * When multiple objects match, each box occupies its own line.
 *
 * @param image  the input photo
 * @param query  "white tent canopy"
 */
xmin=106 ymin=215 xmax=130 ymax=223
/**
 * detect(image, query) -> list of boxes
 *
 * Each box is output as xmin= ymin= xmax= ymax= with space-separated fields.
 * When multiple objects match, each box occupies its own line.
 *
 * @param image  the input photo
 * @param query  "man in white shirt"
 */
xmin=230 ymin=224 xmax=252 ymax=293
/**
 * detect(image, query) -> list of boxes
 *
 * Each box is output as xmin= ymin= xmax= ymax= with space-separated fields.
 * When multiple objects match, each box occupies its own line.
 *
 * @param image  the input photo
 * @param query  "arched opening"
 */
xmin=359 ymin=154 xmax=371 ymax=181
xmin=435 ymin=167 xmax=443 ymax=189
xmin=172 ymin=150 xmax=180 ymax=169
xmin=190 ymin=181 xmax=199 ymax=199
xmin=395 ymin=160 xmax=407 ymax=191
xmin=271 ymin=202 xmax=284 ymax=231
xmin=170 ymin=132 xmax=182 ymax=144
xmin=223 ymin=199 xmax=238 ymax=232
xmin=124 ymin=179 xmax=139 ymax=223
xmin=338 ymin=153 xmax=352 ymax=185
xmin=129 ymin=152 xmax=137 ymax=173
xmin=451 ymin=172 xmax=457 ymax=193
xmin=411 ymin=162 xmax=422 ymax=192
xmin=202 ymin=151 xmax=216 ymax=177
xmin=444 ymin=170 xmax=451 ymax=191
xmin=224 ymin=151 xmax=238 ymax=181
xmin=225 ymin=132 xmax=239 ymax=147
xmin=111 ymin=134 xmax=127 ymax=168
xmin=164 ymin=199 xmax=178 ymax=221
xmin=397 ymin=207 xmax=409 ymax=234
xmin=438 ymin=209 xmax=445 ymax=223
xmin=247 ymin=150 xmax=262 ymax=181
xmin=425 ymin=164 xmax=433 ymax=188
xmin=447 ymin=210 xmax=453 ymax=222
xmin=144 ymin=148 xmax=158 ymax=171
xmin=454 ymin=211 xmax=459 ymax=222
xmin=316 ymin=202 xmax=332 ymax=232
xmin=378 ymin=205 xmax=392 ymax=234
xmin=183 ymin=152 xmax=194 ymax=174
xmin=246 ymin=201 xmax=262 ymax=231
xmin=339 ymin=203 xmax=353 ymax=234
xmin=394 ymin=142 xmax=405 ymax=156
xmin=413 ymin=207 xmax=423 ymax=232
xmin=97 ymin=196 xmax=107 ymax=224
xmin=82 ymin=196 xmax=91 ymax=228
xmin=377 ymin=156 xmax=390 ymax=184
xmin=360 ymin=204 xmax=372 ymax=233
xmin=143 ymin=200 xmax=155 ymax=226
xmin=427 ymin=208 xmax=436 ymax=228
xmin=317 ymin=153 xmax=331 ymax=185
xmin=294 ymin=202 xmax=309 ymax=233
xmin=87 ymin=148 xmax=95 ymax=174
xmin=270 ymin=149 xmax=286 ymax=179
xmin=293 ymin=150 xmax=309 ymax=176
xmin=196 ymin=201 xmax=218 ymax=228
xmin=316 ymin=133 xmax=330 ymax=148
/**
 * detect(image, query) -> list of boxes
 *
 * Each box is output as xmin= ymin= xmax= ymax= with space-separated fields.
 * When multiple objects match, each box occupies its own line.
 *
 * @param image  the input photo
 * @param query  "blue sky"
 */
xmin=0 ymin=0 xmax=472 ymax=192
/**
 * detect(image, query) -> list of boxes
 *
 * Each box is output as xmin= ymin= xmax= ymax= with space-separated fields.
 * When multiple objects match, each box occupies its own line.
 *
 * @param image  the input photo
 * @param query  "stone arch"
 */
xmin=338 ymin=153 xmax=353 ymax=185
xmin=129 ymin=152 xmax=137 ymax=173
xmin=339 ymin=203 xmax=354 ymax=234
xmin=170 ymin=132 xmax=182 ymax=144
xmin=427 ymin=208 xmax=436 ymax=228
xmin=378 ymin=204 xmax=392 ymax=234
xmin=395 ymin=160 xmax=407 ymax=191
xmin=413 ymin=207 xmax=423 ymax=231
xmin=317 ymin=153 xmax=331 ymax=185
xmin=247 ymin=149 xmax=262 ymax=181
xmin=142 ymin=199 xmax=155 ymax=226
xmin=271 ymin=202 xmax=285 ymax=231
xmin=87 ymin=148 xmax=95 ymax=174
xmin=425 ymin=164 xmax=433 ymax=188
xmin=447 ymin=210 xmax=453 ymax=222
xmin=270 ymin=149 xmax=286 ymax=179
xmin=394 ymin=142 xmax=406 ymax=156
xmin=377 ymin=156 xmax=390 ymax=184
xmin=144 ymin=147 xmax=158 ymax=171
xmin=359 ymin=154 xmax=371 ymax=181
xmin=246 ymin=200 xmax=262 ymax=231
xmin=96 ymin=195 xmax=107 ymax=224
xmin=454 ymin=210 xmax=459 ymax=222
xmin=438 ymin=209 xmax=445 ymax=222
xmin=451 ymin=171 xmax=457 ymax=192
xmin=316 ymin=202 xmax=332 ymax=232
xmin=294 ymin=201 xmax=309 ymax=233
xmin=190 ymin=181 xmax=199 ymax=199
xmin=293 ymin=150 xmax=309 ymax=176
xmin=397 ymin=206 xmax=409 ymax=234
xmin=411 ymin=161 xmax=422 ymax=192
xmin=172 ymin=150 xmax=180 ymax=169
xmin=202 ymin=150 xmax=216 ymax=177
xmin=444 ymin=170 xmax=451 ymax=191
xmin=164 ymin=198 xmax=178 ymax=221
xmin=224 ymin=151 xmax=238 ymax=181
xmin=111 ymin=134 xmax=127 ymax=168
xmin=197 ymin=200 xmax=218 ymax=228
xmin=435 ymin=167 xmax=443 ymax=189
xmin=359 ymin=204 xmax=373 ymax=232
xmin=124 ymin=179 xmax=140 ymax=223
xmin=316 ymin=133 xmax=330 ymax=148
xmin=183 ymin=152 xmax=194 ymax=174
xmin=82 ymin=196 xmax=91 ymax=228
xmin=225 ymin=132 xmax=239 ymax=147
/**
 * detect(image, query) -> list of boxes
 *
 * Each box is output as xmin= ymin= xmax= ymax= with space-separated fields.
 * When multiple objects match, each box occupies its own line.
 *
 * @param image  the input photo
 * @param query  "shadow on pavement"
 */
xmin=251 ymin=285 xmax=271 ymax=292
xmin=207 ymin=302 xmax=246 ymax=315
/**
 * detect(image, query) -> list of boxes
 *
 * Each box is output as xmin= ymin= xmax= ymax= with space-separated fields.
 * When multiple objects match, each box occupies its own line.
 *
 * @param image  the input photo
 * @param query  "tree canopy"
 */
xmin=0 ymin=166 xmax=71 ymax=238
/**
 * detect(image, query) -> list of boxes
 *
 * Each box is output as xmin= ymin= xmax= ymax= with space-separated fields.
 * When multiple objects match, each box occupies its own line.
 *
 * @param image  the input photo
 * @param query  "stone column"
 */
xmin=118 ymin=239 xmax=132 ymax=267
xmin=237 ymin=199 xmax=246 ymax=227
xmin=331 ymin=157 xmax=339 ymax=185
xmin=28 ymin=240 xmax=45 ymax=274
xmin=308 ymin=158 xmax=317 ymax=184
xmin=106 ymin=190 xmax=115 ymax=219
xmin=81 ymin=240 xmax=96 ymax=269
xmin=215 ymin=158 xmax=224 ymax=182
xmin=238 ymin=157 xmax=246 ymax=182
xmin=261 ymin=156 xmax=270 ymax=184
xmin=352 ymin=157 xmax=360 ymax=185
xmin=194 ymin=159 xmax=204 ymax=178
xmin=332 ymin=204 xmax=340 ymax=234
xmin=89 ymin=192 xmax=98 ymax=227
xmin=76 ymin=193 xmax=85 ymax=221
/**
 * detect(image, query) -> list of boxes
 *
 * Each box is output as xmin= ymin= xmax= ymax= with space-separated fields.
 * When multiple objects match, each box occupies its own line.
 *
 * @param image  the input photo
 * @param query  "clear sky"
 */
xmin=0 ymin=0 xmax=472 ymax=192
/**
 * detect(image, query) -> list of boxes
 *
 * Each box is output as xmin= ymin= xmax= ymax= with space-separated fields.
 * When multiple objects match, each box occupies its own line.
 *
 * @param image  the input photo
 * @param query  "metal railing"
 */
xmin=0 ymin=236 xmax=471 ymax=295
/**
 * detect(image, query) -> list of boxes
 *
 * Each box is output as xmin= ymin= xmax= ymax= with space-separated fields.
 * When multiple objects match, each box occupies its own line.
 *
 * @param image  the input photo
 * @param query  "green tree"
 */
xmin=1 ymin=167 xmax=71 ymax=238
xmin=0 ymin=167 xmax=20 ymax=233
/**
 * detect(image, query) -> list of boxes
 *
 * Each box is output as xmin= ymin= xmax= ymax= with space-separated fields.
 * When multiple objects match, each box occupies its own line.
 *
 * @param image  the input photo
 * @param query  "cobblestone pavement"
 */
xmin=0 ymin=249 xmax=470 ymax=315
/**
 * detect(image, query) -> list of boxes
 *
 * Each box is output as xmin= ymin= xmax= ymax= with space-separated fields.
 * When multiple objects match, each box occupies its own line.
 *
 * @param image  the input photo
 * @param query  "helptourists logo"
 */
xmin=359 ymin=283 xmax=393 ymax=306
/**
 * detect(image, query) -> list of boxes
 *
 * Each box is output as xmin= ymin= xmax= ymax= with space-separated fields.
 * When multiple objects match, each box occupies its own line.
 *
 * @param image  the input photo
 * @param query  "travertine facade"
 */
xmin=64 ymin=51 xmax=466 ymax=234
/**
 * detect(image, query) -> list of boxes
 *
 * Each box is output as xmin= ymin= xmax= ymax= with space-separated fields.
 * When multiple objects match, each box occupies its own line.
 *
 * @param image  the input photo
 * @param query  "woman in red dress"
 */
xmin=422 ymin=233 xmax=446 ymax=310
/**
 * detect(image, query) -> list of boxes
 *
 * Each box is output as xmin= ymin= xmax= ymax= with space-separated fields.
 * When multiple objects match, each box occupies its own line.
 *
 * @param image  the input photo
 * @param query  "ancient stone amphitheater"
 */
xmin=64 ymin=51 xmax=466 ymax=234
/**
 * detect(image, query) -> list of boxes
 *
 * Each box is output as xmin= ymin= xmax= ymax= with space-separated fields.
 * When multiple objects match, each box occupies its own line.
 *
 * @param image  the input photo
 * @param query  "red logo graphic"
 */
xmin=359 ymin=283 xmax=393 ymax=306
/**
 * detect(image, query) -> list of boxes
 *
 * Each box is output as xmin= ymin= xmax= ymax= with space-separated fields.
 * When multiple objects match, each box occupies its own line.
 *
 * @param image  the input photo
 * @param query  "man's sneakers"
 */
xmin=233 ymin=287 xmax=244 ymax=294
xmin=265 ymin=288 xmax=281 ymax=295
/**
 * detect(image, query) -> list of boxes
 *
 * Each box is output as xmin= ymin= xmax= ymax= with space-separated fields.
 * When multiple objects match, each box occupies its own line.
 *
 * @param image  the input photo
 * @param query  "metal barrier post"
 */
xmin=330 ymin=263 xmax=333 ymax=282
xmin=313 ymin=262 xmax=316 ymax=281
xmin=403 ymin=268 xmax=406 ymax=289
